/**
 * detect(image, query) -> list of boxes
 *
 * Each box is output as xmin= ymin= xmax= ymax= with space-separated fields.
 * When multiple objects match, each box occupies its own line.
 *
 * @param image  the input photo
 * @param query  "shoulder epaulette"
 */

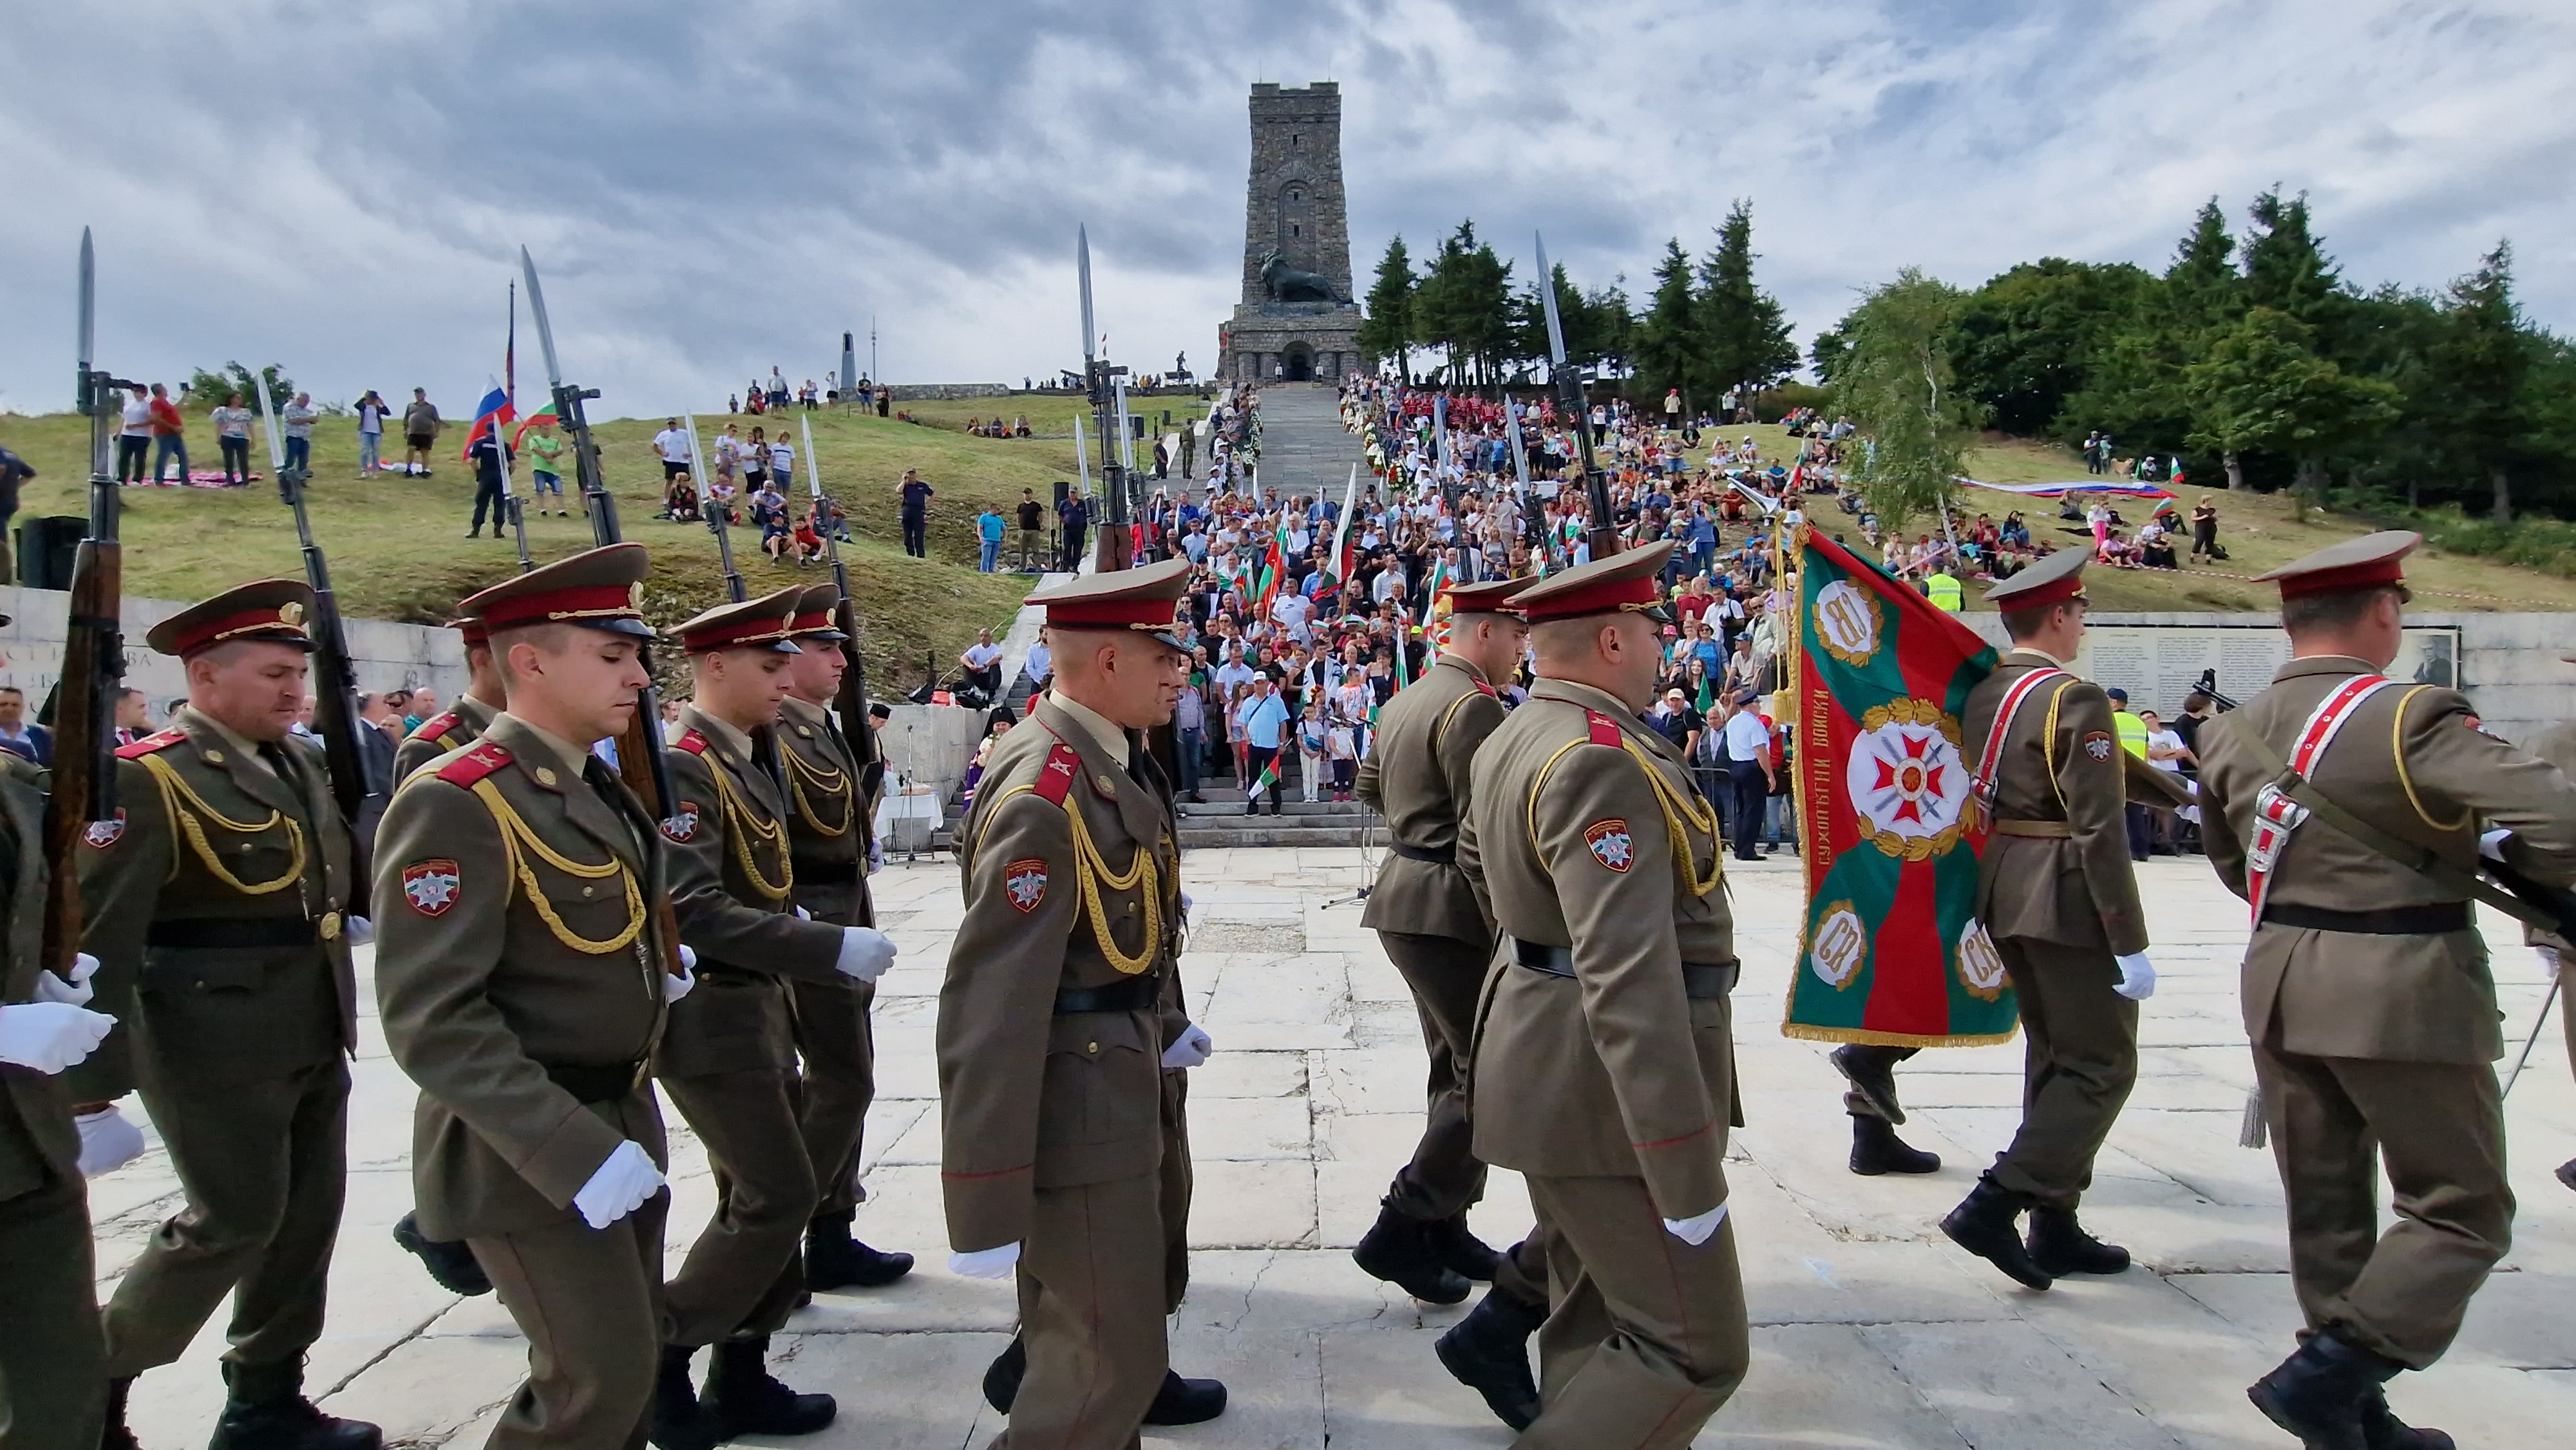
xmin=1473 ymin=679 xmax=1499 ymax=698
xmin=115 ymin=728 xmax=185 ymax=760
xmin=435 ymin=740 xmax=513 ymax=787
xmin=672 ymin=730 xmax=710 ymax=757
xmin=1584 ymin=710 xmax=1624 ymax=748
xmin=1034 ymin=740 xmax=1080 ymax=805
xmin=404 ymin=710 xmax=462 ymax=745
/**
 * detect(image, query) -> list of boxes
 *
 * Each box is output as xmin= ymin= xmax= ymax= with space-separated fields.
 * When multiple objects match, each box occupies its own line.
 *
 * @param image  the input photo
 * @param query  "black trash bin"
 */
xmin=14 ymin=516 xmax=86 ymax=590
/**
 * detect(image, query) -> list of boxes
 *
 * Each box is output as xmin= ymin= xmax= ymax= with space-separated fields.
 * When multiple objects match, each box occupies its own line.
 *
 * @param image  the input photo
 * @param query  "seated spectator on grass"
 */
xmin=664 ymin=470 xmax=700 ymax=522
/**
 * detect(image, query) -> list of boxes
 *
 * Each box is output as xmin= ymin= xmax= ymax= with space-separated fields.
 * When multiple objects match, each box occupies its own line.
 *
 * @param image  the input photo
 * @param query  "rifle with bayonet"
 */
xmin=684 ymin=412 xmax=788 ymax=789
xmin=45 ymin=229 xmax=133 ymax=981
xmin=1077 ymin=225 xmax=1133 ymax=572
xmin=801 ymin=413 xmax=883 ymax=799
xmin=256 ymin=375 xmax=374 ymax=884
xmin=1534 ymin=232 xmax=1619 ymax=560
xmin=520 ymin=246 xmax=686 ymax=979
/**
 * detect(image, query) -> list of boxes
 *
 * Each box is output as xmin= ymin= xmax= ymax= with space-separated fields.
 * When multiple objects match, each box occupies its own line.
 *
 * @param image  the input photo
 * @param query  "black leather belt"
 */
xmin=793 ymin=858 xmax=862 ymax=885
xmin=2262 ymin=901 xmax=2472 ymax=936
xmin=1510 ymin=939 xmax=1739 ymax=997
xmin=1392 ymin=843 xmax=1455 ymax=865
xmin=1054 ymin=976 xmax=1161 ymax=1015
xmin=147 ymin=917 xmax=319 ymax=949
xmin=544 ymin=1060 xmax=647 ymax=1104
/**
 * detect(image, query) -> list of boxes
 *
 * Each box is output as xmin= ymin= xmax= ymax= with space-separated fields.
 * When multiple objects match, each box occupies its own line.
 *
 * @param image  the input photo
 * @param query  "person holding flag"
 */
xmin=1236 ymin=673 xmax=1292 ymax=816
xmin=462 ymin=380 xmax=515 ymax=541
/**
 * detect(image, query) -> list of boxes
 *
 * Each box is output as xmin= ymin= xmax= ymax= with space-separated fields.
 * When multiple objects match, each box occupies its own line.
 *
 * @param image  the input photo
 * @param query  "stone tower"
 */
xmin=1217 ymin=82 xmax=1367 ymax=386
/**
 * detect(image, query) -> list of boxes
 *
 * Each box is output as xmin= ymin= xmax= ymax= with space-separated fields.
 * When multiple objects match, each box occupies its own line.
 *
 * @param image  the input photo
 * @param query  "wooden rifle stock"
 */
xmin=41 ymin=536 xmax=119 ymax=981
xmin=279 ymin=469 xmax=374 ymax=886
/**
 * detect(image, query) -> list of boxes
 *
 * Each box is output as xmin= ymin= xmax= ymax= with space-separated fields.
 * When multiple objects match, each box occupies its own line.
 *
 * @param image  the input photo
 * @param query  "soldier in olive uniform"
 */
xmin=651 ymin=588 xmax=900 ymax=1450
xmin=373 ymin=546 xmax=685 ymax=1450
xmin=777 ymin=585 xmax=912 ymax=1290
xmin=2514 ymin=679 xmax=2576 ymax=1195
xmin=1 ymin=741 xmax=118 ymax=1450
xmin=80 ymin=581 xmax=381 ymax=1450
xmin=938 ymin=558 xmax=1226 ymax=1448
xmin=2193 ymin=533 xmax=2576 ymax=1449
xmin=1459 ymin=543 xmax=1749 ymax=1449
xmin=1936 ymin=547 xmax=2161 ymax=1291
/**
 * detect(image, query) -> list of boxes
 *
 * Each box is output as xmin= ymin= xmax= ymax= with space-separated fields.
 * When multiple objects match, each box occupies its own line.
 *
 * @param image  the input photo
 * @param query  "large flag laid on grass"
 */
xmin=1785 ymin=525 xmax=2016 ymax=1046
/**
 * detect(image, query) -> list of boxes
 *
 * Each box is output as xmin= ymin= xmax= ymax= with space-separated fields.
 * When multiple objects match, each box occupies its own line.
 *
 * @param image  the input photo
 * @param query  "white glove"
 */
xmin=33 ymin=953 xmax=102 ymax=1006
xmin=2479 ymin=828 xmax=2512 ymax=862
xmin=1160 ymin=1021 xmax=1213 ymax=1070
xmin=76 ymin=1104 xmax=147 ymax=1177
xmin=664 ymin=963 xmax=696 ymax=1004
xmin=2175 ymin=804 xmax=2201 ymax=825
xmin=2183 ymin=777 xmax=2201 ymax=797
xmin=867 ymin=840 xmax=884 ymax=873
xmin=572 ymin=1140 xmax=665 ymax=1229
xmin=678 ymin=945 xmax=698 ymax=970
xmin=795 ymin=906 xmax=812 ymax=920
xmin=2540 ymin=946 xmax=2561 ymax=979
xmin=1180 ymin=890 xmax=1195 ymax=924
xmin=949 ymin=1242 xmax=1021 ymax=1279
xmin=0 ymin=1001 xmax=115 ymax=1074
xmin=2114 ymin=952 xmax=2157 ymax=1001
xmin=836 ymin=927 xmax=897 ymax=984
xmin=1662 ymin=1201 xmax=1728 ymax=1246
xmin=344 ymin=916 xmax=375 ymax=946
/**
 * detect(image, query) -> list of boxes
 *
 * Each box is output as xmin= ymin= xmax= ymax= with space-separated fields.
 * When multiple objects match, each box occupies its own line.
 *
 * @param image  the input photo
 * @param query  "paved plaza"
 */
xmin=95 ymin=849 xmax=2576 ymax=1448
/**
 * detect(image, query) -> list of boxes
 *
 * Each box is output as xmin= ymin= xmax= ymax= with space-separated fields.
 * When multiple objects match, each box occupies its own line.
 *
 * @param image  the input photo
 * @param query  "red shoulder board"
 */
xmin=115 ymin=728 xmax=186 ymax=760
xmin=1473 ymin=680 xmax=1499 ymax=698
xmin=435 ymin=741 xmax=513 ymax=786
xmin=1584 ymin=710 xmax=1624 ymax=748
xmin=407 ymin=710 xmax=462 ymax=744
xmin=1034 ymin=741 xmax=1080 ymax=805
xmin=672 ymin=730 xmax=710 ymax=757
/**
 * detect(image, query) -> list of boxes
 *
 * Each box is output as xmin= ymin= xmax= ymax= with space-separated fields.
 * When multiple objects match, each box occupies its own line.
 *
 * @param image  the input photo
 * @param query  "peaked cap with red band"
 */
xmin=787 ymin=583 xmax=849 ymax=643
xmin=146 ymin=578 xmax=318 ymax=658
xmin=1032 ymin=555 xmax=1193 ymax=650
xmin=1441 ymin=576 xmax=1537 ymax=616
xmin=1983 ymin=543 xmax=2088 ymax=612
xmin=460 ymin=543 xmax=656 ymax=639
xmin=445 ymin=615 xmax=491 ymax=647
xmin=2255 ymin=530 xmax=2420 ymax=599
xmin=675 ymin=585 xmax=806 ymax=654
xmin=1511 ymin=541 xmax=1678 ymax=624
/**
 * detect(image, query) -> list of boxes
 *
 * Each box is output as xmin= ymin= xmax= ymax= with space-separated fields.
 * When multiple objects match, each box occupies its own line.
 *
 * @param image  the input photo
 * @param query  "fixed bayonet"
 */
xmin=1535 ymin=231 xmax=1616 ymax=560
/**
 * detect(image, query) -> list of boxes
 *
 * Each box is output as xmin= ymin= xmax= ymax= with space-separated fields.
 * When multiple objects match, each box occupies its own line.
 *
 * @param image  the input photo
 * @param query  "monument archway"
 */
xmin=1283 ymin=343 xmax=1314 ymax=381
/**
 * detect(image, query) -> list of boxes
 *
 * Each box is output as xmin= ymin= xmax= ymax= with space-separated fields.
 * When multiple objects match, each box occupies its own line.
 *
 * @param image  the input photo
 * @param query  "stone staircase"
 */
xmin=1248 ymin=383 xmax=1368 ymax=501
xmin=1177 ymin=784 xmax=1378 ymax=849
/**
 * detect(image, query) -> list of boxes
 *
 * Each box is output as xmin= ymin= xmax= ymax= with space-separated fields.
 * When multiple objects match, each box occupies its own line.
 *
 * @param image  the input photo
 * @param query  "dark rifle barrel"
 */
xmin=278 ymin=465 xmax=374 ymax=885
xmin=705 ymin=504 xmax=790 ymax=787
xmin=815 ymin=506 xmax=883 ymax=797
xmin=1553 ymin=366 xmax=1618 ymax=560
xmin=43 ymin=364 xmax=132 ymax=978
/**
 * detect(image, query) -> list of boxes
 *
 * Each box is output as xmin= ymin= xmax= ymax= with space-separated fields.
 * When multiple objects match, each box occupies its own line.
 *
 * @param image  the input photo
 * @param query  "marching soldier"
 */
xmin=372 ymin=545 xmax=687 ymax=1450
xmin=390 ymin=605 xmax=507 ymax=1299
xmin=1459 ymin=543 xmax=1748 ymax=1448
xmin=1348 ymin=576 xmax=1554 ymax=1431
xmin=652 ymin=587 xmax=899 ymax=1450
xmin=80 ymin=581 xmax=382 ymax=1450
xmin=778 ymin=584 xmax=912 ymax=1289
xmin=938 ymin=558 xmax=1226 ymax=1447
xmin=1937 ymin=546 xmax=2159 ymax=1290
xmin=2513 ymin=676 xmax=2576 ymax=1194
xmin=2195 ymin=532 xmax=2576 ymax=1449
xmin=1 ymin=743 xmax=118 ymax=1450
xmin=1828 ymin=1044 xmax=1940 ymax=1176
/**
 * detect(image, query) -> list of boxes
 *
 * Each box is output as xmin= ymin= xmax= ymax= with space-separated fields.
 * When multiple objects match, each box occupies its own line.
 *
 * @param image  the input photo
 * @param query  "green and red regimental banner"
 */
xmin=1785 ymin=526 xmax=2016 ymax=1046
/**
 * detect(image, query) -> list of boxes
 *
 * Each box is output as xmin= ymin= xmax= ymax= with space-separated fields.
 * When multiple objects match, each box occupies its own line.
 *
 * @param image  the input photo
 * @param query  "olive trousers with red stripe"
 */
xmin=1003 ymin=1171 xmax=1167 ymax=1449
xmin=1517 ymin=1174 xmax=1748 ymax=1450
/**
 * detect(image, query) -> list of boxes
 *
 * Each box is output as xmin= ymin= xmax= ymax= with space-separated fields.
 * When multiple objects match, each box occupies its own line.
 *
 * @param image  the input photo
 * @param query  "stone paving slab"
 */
xmin=84 ymin=854 xmax=2576 ymax=1449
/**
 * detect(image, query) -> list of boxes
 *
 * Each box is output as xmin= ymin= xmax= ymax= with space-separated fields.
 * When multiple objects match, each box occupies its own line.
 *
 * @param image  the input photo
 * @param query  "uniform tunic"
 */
xmin=777 ymin=694 xmax=879 ymax=1219
xmin=2196 ymin=655 xmax=2576 ymax=1366
xmin=1461 ymin=677 xmax=1748 ymax=1449
xmin=394 ymin=693 xmax=500 ymax=784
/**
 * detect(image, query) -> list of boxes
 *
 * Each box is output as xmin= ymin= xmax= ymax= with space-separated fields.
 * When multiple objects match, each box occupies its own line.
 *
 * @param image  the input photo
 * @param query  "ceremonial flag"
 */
xmin=1328 ymin=464 xmax=1357 ymax=584
xmin=1784 ymin=525 xmax=2014 ymax=1047
xmin=510 ymin=399 xmax=558 ymax=447
xmin=460 ymin=379 xmax=515 ymax=460
xmin=1250 ymin=751 xmax=1283 ymax=798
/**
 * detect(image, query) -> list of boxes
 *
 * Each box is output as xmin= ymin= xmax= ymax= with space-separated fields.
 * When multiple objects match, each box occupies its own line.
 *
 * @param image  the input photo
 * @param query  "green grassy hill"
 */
xmin=0 ymin=400 xmax=1193 ymax=695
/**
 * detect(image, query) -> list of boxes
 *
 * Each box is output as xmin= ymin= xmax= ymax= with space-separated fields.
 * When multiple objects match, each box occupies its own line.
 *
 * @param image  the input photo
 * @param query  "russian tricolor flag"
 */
xmin=460 ymin=380 xmax=515 ymax=460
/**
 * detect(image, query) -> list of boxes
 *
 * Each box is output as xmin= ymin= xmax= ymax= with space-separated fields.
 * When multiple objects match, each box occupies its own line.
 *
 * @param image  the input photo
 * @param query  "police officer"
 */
xmin=2195 ymin=532 xmax=2576 ymax=1449
xmin=938 ymin=558 xmax=1226 ymax=1447
xmin=777 ymin=584 xmax=911 ymax=1290
xmin=1937 ymin=546 xmax=2157 ymax=1290
xmin=0 ymin=744 xmax=117 ymax=1450
xmin=651 ymin=587 xmax=900 ymax=1450
xmin=372 ymin=545 xmax=686 ymax=1450
xmin=80 ymin=580 xmax=381 ymax=1450
xmin=1459 ymin=542 xmax=1748 ymax=1448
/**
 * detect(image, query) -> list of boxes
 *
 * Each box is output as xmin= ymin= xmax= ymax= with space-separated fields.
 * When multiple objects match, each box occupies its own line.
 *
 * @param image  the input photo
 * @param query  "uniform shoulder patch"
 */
xmin=2081 ymin=730 xmax=2115 ymax=762
xmin=1584 ymin=818 xmax=1634 ymax=872
xmin=405 ymin=710 xmax=462 ymax=745
xmin=660 ymin=802 xmax=701 ymax=842
xmin=1033 ymin=740 xmax=1081 ymax=806
xmin=82 ymin=809 xmax=127 ymax=848
xmin=2463 ymin=714 xmax=2511 ymax=744
xmin=401 ymin=859 xmax=462 ymax=916
xmin=1584 ymin=710 xmax=1624 ymax=748
xmin=1003 ymin=857 xmax=1049 ymax=912
xmin=115 ymin=728 xmax=185 ymax=760
xmin=672 ymin=730 xmax=710 ymax=757
xmin=435 ymin=741 xmax=513 ymax=787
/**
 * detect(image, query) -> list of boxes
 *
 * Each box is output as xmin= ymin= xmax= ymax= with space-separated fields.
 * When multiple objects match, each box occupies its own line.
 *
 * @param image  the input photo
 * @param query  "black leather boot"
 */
xmin=1830 ymin=1044 xmax=1908 ymax=1124
xmin=803 ymin=1211 xmax=914 ymax=1290
xmin=1849 ymin=1115 xmax=1940 ymax=1175
xmin=1426 ymin=1214 xmax=1503 ymax=1281
xmin=980 ymin=1334 xmax=1226 ymax=1426
xmin=392 ymin=1210 xmax=492 ymax=1297
xmin=648 ymin=1347 xmax=721 ymax=1450
xmin=205 ymin=1361 xmax=382 ymax=1450
xmin=102 ymin=1376 xmax=140 ymax=1450
xmin=703 ymin=1336 xmax=835 ymax=1436
xmin=1352 ymin=1200 xmax=1471 ymax=1304
xmin=2026 ymin=1205 xmax=2130 ymax=1276
xmin=2358 ymin=1386 xmax=2454 ymax=1450
xmin=1938 ymin=1173 xmax=2052 ymax=1290
xmin=2246 ymin=1331 xmax=2402 ymax=1450
xmin=981 ymin=1336 xmax=1024 ymax=1413
xmin=1434 ymin=1288 xmax=1547 ymax=1431
xmin=2557 ymin=1156 xmax=2576 ymax=1193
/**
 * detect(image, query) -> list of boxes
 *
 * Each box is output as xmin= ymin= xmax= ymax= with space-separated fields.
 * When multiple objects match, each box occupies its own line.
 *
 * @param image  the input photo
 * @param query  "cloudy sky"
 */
xmin=5 ymin=0 xmax=2568 ymax=419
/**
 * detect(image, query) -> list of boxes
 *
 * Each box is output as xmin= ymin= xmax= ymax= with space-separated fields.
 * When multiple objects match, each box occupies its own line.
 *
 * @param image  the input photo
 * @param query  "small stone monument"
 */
xmin=1217 ymin=82 xmax=1368 ymax=386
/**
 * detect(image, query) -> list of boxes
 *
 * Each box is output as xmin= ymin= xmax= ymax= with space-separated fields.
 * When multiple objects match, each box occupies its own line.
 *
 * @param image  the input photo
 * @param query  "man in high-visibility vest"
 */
xmin=2107 ymin=688 xmax=2153 ymax=861
xmin=1925 ymin=566 xmax=1964 ymax=614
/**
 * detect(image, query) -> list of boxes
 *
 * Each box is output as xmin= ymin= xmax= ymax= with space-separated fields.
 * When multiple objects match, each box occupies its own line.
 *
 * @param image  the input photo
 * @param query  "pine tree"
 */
xmin=1634 ymin=239 xmax=1699 ymax=400
xmin=1694 ymin=200 xmax=1798 ymax=406
xmin=2183 ymin=308 xmax=2400 ymax=502
xmin=2433 ymin=241 xmax=2532 ymax=518
xmin=2240 ymin=189 xmax=2340 ymax=326
xmin=1357 ymin=236 xmax=1416 ymax=380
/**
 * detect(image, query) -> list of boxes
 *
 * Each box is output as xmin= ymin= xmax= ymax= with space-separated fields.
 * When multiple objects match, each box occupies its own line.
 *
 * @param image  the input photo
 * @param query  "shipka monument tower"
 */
xmin=1217 ymin=82 xmax=1367 ymax=385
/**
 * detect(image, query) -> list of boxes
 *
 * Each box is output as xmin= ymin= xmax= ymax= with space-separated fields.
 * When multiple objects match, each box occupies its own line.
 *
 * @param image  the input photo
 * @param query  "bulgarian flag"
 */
xmin=1784 ymin=525 xmax=2015 ymax=1047
xmin=510 ymin=399 xmax=558 ymax=447
xmin=1250 ymin=751 xmax=1284 ymax=797
xmin=1253 ymin=513 xmax=1291 ymax=612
